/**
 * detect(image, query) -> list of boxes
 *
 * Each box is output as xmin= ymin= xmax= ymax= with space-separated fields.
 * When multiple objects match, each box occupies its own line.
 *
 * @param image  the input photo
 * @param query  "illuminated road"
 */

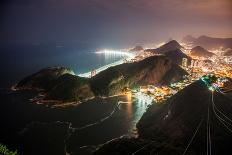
xmin=78 ymin=50 xmax=135 ymax=77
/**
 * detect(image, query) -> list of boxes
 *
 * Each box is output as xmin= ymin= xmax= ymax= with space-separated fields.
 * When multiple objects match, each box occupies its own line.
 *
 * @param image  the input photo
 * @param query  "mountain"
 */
xmin=182 ymin=35 xmax=232 ymax=50
xmin=137 ymin=80 xmax=232 ymax=154
xmin=145 ymin=40 xmax=190 ymax=65
xmin=16 ymin=67 xmax=75 ymax=90
xmin=16 ymin=55 xmax=187 ymax=102
xmin=190 ymin=46 xmax=215 ymax=58
xmin=90 ymin=55 xmax=187 ymax=96
xmin=47 ymin=74 xmax=94 ymax=102
xmin=222 ymin=49 xmax=232 ymax=56
xmin=145 ymin=40 xmax=183 ymax=54
xmin=95 ymin=80 xmax=232 ymax=155
xmin=129 ymin=46 xmax=144 ymax=52
xmin=155 ymin=40 xmax=183 ymax=53
xmin=182 ymin=35 xmax=196 ymax=43
xmin=164 ymin=49 xmax=191 ymax=65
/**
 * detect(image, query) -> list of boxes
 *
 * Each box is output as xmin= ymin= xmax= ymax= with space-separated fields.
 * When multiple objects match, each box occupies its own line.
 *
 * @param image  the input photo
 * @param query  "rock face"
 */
xmin=137 ymin=80 xmax=232 ymax=154
xmin=190 ymin=46 xmax=215 ymax=58
xmin=90 ymin=55 xmax=187 ymax=96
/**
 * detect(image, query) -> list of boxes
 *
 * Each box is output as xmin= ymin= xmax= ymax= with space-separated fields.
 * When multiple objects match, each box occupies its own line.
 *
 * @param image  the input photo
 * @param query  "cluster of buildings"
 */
xmin=133 ymin=54 xmax=231 ymax=104
xmin=125 ymin=51 xmax=160 ymax=63
xmin=90 ymin=69 xmax=97 ymax=77
xmin=181 ymin=54 xmax=232 ymax=79
xmin=139 ymin=85 xmax=177 ymax=103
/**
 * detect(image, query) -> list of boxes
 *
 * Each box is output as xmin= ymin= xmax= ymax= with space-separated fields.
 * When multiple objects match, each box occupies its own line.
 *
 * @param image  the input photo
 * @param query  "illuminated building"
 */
xmin=91 ymin=69 xmax=96 ymax=77
xmin=182 ymin=58 xmax=188 ymax=68
xmin=194 ymin=60 xmax=198 ymax=67
xmin=147 ymin=85 xmax=155 ymax=93
xmin=190 ymin=60 xmax=194 ymax=68
xmin=140 ymin=86 xmax=148 ymax=93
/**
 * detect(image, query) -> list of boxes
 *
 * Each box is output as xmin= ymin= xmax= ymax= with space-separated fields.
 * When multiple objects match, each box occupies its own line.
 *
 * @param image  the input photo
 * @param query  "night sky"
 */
xmin=0 ymin=0 xmax=232 ymax=46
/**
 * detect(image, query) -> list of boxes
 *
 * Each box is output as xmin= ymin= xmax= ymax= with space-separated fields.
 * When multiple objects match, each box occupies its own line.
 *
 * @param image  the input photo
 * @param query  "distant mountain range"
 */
xmin=182 ymin=35 xmax=232 ymax=50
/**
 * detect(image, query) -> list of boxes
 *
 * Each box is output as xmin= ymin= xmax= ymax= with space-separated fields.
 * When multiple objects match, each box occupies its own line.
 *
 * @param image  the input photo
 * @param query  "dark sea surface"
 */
xmin=0 ymin=43 xmax=149 ymax=155
xmin=0 ymin=89 xmax=148 ymax=155
xmin=0 ymin=42 xmax=126 ymax=88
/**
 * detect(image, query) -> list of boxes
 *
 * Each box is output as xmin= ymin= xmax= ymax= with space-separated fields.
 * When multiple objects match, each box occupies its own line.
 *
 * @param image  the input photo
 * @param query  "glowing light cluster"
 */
xmin=134 ymin=92 xmax=153 ymax=105
xmin=95 ymin=49 xmax=135 ymax=58
xmin=200 ymin=75 xmax=220 ymax=92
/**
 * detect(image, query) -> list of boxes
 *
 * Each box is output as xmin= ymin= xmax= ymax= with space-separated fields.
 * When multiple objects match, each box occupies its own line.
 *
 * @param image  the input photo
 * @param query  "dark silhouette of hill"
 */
xmin=164 ymin=49 xmax=191 ymax=65
xmin=129 ymin=46 xmax=144 ymax=52
xmin=182 ymin=35 xmax=196 ymax=43
xmin=155 ymin=40 xmax=183 ymax=53
xmin=190 ymin=46 xmax=215 ymax=58
xmin=145 ymin=40 xmax=190 ymax=65
xmin=16 ymin=67 xmax=74 ymax=90
xmin=16 ymin=55 xmax=187 ymax=102
xmin=137 ymin=80 xmax=232 ymax=154
xmin=222 ymin=49 xmax=232 ymax=56
xmin=145 ymin=40 xmax=183 ymax=54
xmin=95 ymin=80 xmax=232 ymax=155
xmin=90 ymin=55 xmax=187 ymax=96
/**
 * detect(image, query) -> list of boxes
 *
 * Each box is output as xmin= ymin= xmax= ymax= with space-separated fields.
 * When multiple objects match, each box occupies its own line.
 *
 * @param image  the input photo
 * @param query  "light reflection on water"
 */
xmin=121 ymin=92 xmax=153 ymax=136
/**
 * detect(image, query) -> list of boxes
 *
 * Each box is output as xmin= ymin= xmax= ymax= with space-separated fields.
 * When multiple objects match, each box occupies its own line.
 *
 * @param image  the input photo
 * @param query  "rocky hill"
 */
xmin=90 ymin=55 xmax=187 ymax=96
xmin=47 ymin=74 xmax=94 ymax=102
xmin=16 ymin=55 xmax=187 ymax=102
xmin=145 ymin=40 xmax=190 ymax=65
xmin=182 ymin=35 xmax=196 ymax=43
xmin=129 ymin=46 xmax=144 ymax=52
xmin=137 ymin=80 xmax=232 ymax=154
xmin=164 ymin=49 xmax=191 ymax=65
xmin=222 ymin=49 xmax=232 ymax=56
xmin=155 ymin=40 xmax=183 ymax=53
xmin=190 ymin=46 xmax=215 ymax=58
xmin=95 ymin=80 xmax=232 ymax=155
xmin=145 ymin=40 xmax=183 ymax=54
xmin=16 ymin=67 xmax=75 ymax=90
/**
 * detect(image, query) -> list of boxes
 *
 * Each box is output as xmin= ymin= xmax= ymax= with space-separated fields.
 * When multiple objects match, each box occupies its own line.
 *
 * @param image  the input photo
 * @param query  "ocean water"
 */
xmin=0 ymin=43 xmax=128 ymax=88
xmin=0 ymin=43 xmax=149 ymax=155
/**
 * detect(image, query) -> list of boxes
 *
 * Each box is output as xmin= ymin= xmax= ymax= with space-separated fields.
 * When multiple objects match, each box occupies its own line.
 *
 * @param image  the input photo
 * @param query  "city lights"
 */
xmin=79 ymin=49 xmax=135 ymax=77
xmin=95 ymin=49 xmax=135 ymax=59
